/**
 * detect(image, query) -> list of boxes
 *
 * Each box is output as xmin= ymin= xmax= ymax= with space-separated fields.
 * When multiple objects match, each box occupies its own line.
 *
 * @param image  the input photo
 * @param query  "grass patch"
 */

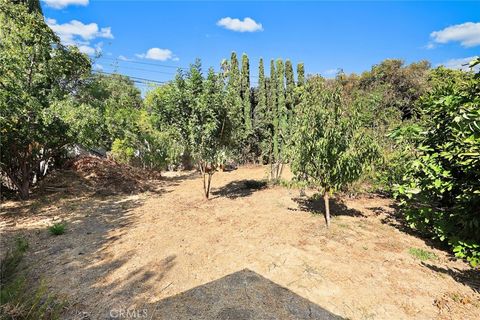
xmin=48 ymin=223 xmax=66 ymax=236
xmin=408 ymin=247 xmax=438 ymax=261
xmin=0 ymin=237 xmax=65 ymax=319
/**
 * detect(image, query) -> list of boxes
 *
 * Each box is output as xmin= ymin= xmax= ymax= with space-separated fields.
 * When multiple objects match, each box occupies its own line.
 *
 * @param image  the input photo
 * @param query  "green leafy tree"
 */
xmin=285 ymin=60 xmax=295 ymax=110
xmin=297 ymin=63 xmax=305 ymax=86
xmin=0 ymin=2 xmax=90 ymax=199
xmin=241 ymin=53 xmax=252 ymax=132
xmin=359 ymin=59 xmax=430 ymax=119
xmin=271 ymin=59 xmax=288 ymax=180
xmin=188 ymin=67 xmax=231 ymax=198
xmin=290 ymin=77 xmax=378 ymax=226
xmin=254 ymin=58 xmax=270 ymax=162
xmin=11 ymin=0 xmax=42 ymax=13
xmin=396 ymin=66 xmax=480 ymax=266
xmin=226 ymin=52 xmax=243 ymax=155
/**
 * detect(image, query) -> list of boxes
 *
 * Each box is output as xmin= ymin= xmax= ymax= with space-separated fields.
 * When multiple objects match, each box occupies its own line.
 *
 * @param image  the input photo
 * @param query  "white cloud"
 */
xmin=437 ymin=56 xmax=480 ymax=71
xmin=217 ymin=17 xmax=263 ymax=32
xmin=47 ymin=19 xmax=113 ymax=44
xmin=46 ymin=18 xmax=112 ymax=55
xmin=118 ymin=55 xmax=132 ymax=61
xmin=78 ymin=45 xmax=95 ymax=55
xmin=93 ymin=63 xmax=103 ymax=71
xmin=430 ymin=22 xmax=480 ymax=47
xmin=136 ymin=48 xmax=176 ymax=61
xmin=43 ymin=0 xmax=89 ymax=9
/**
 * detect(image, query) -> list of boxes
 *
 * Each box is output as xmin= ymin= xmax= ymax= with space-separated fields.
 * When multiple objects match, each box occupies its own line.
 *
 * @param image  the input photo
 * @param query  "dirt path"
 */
xmin=1 ymin=166 xmax=479 ymax=319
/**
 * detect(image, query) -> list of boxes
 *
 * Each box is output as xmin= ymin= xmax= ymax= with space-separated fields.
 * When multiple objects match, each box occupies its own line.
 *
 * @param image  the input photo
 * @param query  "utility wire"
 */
xmin=93 ymin=70 xmax=167 ymax=84
xmin=95 ymin=56 xmax=259 ymax=78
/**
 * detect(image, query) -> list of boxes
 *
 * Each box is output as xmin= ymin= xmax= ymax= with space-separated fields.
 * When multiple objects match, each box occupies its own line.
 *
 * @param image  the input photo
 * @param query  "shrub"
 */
xmin=396 ymin=67 xmax=480 ymax=267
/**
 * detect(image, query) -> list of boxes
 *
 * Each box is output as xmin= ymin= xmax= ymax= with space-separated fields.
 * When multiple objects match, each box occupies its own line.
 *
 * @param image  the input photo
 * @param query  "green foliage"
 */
xmin=48 ymin=222 xmax=66 ymax=236
xmin=241 ymin=53 xmax=252 ymax=132
xmin=0 ymin=2 xmax=91 ymax=199
xmin=187 ymin=66 xmax=232 ymax=198
xmin=297 ymin=63 xmax=305 ymax=86
xmin=408 ymin=247 xmax=438 ymax=261
xmin=359 ymin=59 xmax=430 ymax=119
xmin=291 ymin=77 xmax=378 ymax=192
xmin=290 ymin=77 xmax=379 ymax=225
xmin=396 ymin=67 xmax=480 ymax=266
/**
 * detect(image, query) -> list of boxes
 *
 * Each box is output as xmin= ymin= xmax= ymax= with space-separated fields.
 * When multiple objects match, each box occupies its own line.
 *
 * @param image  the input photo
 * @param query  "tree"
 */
xmin=396 ymin=66 xmax=480 ymax=266
xmin=226 ymin=52 xmax=244 ymax=155
xmin=12 ymin=0 xmax=42 ymax=13
xmin=254 ymin=58 xmax=270 ymax=162
xmin=241 ymin=53 xmax=252 ymax=132
xmin=271 ymin=59 xmax=288 ymax=180
xmin=266 ymin=60 xmax=277 ymax=164
xmin=188 ymin=67 xmax=231 ymax=199
xmin=290 ymin=77 xmax=378 ymax=226
xmin=297 ymin=63 xmax=305 ymax=86
xmin=0 ymin=2 xmax=90 ymax=199
xmin=285 ymin=60 xmax=295 ymax=110
xmin=359 ymin=59 xmax=430 ymax=119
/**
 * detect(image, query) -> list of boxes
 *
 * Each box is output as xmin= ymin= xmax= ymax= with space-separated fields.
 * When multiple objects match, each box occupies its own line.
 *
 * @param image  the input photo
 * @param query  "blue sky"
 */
xmin=42 ymin=0 xmax=480 ymax=88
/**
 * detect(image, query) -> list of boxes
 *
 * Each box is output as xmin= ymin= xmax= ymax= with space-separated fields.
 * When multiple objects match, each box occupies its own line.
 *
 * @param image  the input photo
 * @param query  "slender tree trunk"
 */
xmin=205 ymin=173 xmax=213 ymax=199
xmin=324 ymin=191 xmax=330 ymax=227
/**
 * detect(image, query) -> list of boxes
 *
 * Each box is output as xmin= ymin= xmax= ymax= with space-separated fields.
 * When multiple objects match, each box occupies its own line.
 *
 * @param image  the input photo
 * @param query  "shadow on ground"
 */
xmin=146 ymin=269 xmax=343 ymax=320
xmin=421 ymin=263 xmax=480 ymax=293
xmin=290 ymin=196 xmax=364 ymax=218
xmin=367 ymin=203 xmax=480 ymax=293
xmin=0 ymin=170 xmax=197 ymax=319
xmin=211 ymin=179 xmax=267 ymax=199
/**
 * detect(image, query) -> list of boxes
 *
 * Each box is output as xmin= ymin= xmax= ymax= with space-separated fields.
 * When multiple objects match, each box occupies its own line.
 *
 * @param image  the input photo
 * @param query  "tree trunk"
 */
xmin=324 ymin=191 xmax=330 ymax=227
xmin=18 ymin=179 xmax=30 ymax=200
xmin=205 ymin=173 xmax=213 ymax=199
xmin=203 ymin=173 xmax=207 ymax=198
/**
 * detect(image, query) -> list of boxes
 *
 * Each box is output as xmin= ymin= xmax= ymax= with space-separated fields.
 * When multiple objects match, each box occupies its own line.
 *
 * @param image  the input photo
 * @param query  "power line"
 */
xmin=93 ymin=71 xmax=167 ymax=84
xmin=96 ymin=56 xmax=185 ymax=70
xmin=95 ymin=56 xmax=259 ymax=78
xmin=98 ymin=63 xmax=178 ymax=76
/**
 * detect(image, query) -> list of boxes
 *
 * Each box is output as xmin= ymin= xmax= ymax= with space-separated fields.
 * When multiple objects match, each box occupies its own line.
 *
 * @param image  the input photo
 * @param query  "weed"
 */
xmin=48 ymin=223 xmax=66 ymax=236
xmin=0 ymin=237 xmax=65 ymax=319
xmin=408 ymin=247 xmax=437 ymax=261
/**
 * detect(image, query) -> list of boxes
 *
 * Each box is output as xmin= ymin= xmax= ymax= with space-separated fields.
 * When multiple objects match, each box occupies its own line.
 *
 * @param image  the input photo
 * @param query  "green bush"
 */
xmin=396 ymin=67 xmax=480 ymax=267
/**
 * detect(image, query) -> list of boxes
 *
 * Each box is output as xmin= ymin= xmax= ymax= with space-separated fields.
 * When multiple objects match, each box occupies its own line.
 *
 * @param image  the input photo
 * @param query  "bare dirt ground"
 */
xmin=1 ymin=164 xmax=479 ymax=319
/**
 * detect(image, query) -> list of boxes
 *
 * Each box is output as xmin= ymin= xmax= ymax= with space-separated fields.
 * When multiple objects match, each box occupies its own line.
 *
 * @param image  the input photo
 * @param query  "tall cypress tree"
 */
xmin=241 ymin=53 xmax=252 ymax=132
xmin=255 ymin=58 xmax=269 ymax=162
xmin=275 ymin=59 xmax=286 ymax=149
xmin=285 ymin=60 xmax=295 ymax=110
xmin=227 ymin=52 xmax=243 ymax=145
xmin=270 ymin=59 xmax=287 ymax=179
xmin=297 ymin=62 xmax=305 ymax=86
xmin=269 ymin=59 xmax=278 ymax=165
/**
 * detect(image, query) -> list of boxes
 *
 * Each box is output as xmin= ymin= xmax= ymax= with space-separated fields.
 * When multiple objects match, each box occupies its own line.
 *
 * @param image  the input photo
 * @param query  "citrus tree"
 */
xmin=290 ymin=77 xmax=378 ymax=226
